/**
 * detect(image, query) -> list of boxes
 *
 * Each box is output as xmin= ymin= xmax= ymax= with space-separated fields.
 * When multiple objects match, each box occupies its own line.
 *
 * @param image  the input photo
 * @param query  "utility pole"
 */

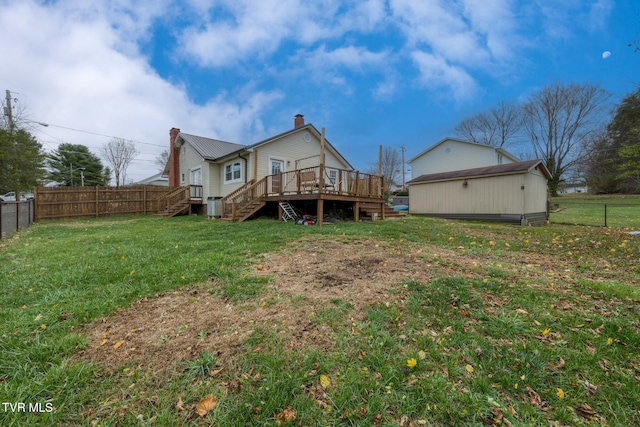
xmin=401 ymin=145 xmax=405 ymax=190
xmin=4 ymin=90 xmax=14 ymax=133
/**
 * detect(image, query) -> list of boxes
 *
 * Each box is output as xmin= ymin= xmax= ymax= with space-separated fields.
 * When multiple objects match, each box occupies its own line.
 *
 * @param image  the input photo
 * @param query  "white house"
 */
xmin=136 ymin=172 xmax=168 ymax=186
xmin=409 ymin=138 xmax=520 ymax=179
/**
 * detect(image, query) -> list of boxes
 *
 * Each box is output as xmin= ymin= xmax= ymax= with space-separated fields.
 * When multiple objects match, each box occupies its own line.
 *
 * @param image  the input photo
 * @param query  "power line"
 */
xmin=26 ymin=119 xmax=167 ymax=149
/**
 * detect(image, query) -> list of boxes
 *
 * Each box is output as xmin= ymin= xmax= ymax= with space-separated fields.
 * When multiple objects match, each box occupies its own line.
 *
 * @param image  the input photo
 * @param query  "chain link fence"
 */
xmin=0 ymin=200 xmax=35 ymax=239
xmin=549 ymin=200 xmax=640 ymax=227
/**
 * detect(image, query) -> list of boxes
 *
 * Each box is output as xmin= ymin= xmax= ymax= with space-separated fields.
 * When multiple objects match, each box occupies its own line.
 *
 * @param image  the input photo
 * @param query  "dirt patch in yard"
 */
xmin=77 ymin=238 xmax=443 ymax=372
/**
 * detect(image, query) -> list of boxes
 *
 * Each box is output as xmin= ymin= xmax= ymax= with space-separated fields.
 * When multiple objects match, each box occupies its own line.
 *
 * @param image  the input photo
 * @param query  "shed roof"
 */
xmin=407 ymin=159 xmax=551 ymax=184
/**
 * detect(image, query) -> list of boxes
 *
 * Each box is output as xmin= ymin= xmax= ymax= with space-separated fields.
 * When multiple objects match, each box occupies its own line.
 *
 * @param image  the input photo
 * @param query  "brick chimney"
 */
xmin=169 ymin=127 xmax=181 ymax=187
xmin=294 ymin=114 xmax=304 ymax=128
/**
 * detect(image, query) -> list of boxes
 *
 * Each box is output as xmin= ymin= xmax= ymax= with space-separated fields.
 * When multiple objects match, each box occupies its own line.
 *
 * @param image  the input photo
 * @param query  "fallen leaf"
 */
xmin=319 ymin=374 xmax=331 ymax=388
xmin=195 ymin=394 xmax=217 ymax=417
xmin=209 ymin=367 xmax=224 ymax=377
xmin=113 ymin=340 xmax=125 ymax=349
xmin=276 ymin=407 xmax=296 ymax=425
xmin=582 ymin=380 xmax=598 ymax=395
xmin=34 ymin=314 xmax=43 ymax=321
xmin=465 ymin=364 xmax=474 ymax=373
xmin=175 ymin=397 xmax=185 ymax=412
xmin=373 ymin=413 xmax=382 ymax=426
xmin=526 ymin=386 xmax=547 ymax=410
xmin=576 ymin=403 xmax=597 ymax=418
xmin=556 ymin=388 xmax=565 ymax=399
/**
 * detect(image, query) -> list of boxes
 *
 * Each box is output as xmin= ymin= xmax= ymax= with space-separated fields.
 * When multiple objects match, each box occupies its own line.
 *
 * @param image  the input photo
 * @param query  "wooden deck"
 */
xmin=219 ymin=166 xmax=390 ymax=224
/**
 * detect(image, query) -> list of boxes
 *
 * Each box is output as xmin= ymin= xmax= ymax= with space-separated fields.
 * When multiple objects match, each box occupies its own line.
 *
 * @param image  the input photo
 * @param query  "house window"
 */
xmin=181 ymin=173 xmax=185 ymax=183
xmin=497 ymin=154 xmax=503 ymax=164
xmin=225 ymin=161 xmax=242 ymax=183
xmin=328 ymin=169 xmax=338 ymax=185
xmin=190 ymin=168 xmax=202 ymax=185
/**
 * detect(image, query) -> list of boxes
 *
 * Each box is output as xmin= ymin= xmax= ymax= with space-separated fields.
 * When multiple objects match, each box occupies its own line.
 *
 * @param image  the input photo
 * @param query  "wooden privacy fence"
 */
xmin=34 ymin=186 xmax=172 ymax=221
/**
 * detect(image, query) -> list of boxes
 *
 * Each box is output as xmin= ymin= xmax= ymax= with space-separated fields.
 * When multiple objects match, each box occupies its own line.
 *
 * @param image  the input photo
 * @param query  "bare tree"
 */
xmin=523 ymin=82 xmax=610 ymax=196
xmin=155 ymin=149 xmax=170 ymax=173
xmin=101 ymin=137 xmax=138 ymax=187
xmin=455 ymin=101 xmax=524 ymax=147
xmin=368 ymin=146 xmax=402 ymax=190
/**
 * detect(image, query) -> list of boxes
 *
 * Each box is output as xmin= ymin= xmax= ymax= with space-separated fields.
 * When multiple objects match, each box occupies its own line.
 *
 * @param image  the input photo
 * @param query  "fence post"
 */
xmin=604 ymin=203 xmax=607 ymax=227
xmin=0 ymin=202 xmax=3 ymax=238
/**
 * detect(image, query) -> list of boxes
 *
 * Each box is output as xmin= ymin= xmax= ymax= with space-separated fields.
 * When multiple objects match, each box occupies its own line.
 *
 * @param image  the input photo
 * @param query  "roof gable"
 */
xmin=177 ymin=124 xmax=354 ymax=169
xmin=409 ymin=137 xmax=519 ymax=163
xmin=408 ymin=159 xmax=551 ymax=184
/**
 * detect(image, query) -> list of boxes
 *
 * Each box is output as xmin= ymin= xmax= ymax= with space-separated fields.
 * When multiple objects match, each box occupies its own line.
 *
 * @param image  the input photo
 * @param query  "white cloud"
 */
xmin=589 ymin=0 xmax=614 ymax=30
xmin=411 ymin=51 xmax=478 ymax=103
xmin=177 ymin=0 xmax=390 ymax=68
xmin=390 ymin=0 xmax=490 ymax=65
xmin=0 ymin=0 xmax=282 ymax=182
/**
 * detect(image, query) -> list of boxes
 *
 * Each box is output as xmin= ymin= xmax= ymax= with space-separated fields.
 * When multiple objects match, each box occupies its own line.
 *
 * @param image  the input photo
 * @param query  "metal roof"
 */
xmin=407 ymin=159 xmax=551 ymax=184
xmin=178 ymin=133 xmax=246 ymax=161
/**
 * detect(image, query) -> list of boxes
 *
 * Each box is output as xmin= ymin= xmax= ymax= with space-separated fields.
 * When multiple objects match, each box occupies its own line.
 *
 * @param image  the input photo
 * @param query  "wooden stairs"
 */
xmin=219 ymin=198 xmax=266 ymax=222
xmin=359 ymin=203 xmax=402 ymax=220
xmin=155 ymin=186 xmax=191 ymax=218
xmin=155 ymin=200 xmax=189 ymax=218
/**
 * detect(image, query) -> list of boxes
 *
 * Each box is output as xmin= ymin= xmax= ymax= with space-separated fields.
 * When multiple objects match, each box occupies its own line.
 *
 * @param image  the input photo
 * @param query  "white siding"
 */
xmin=253 ymin=132 xmax=348 ymax=179
xmin=179 ymin=143 xmax=209 ymax=194
xmin=409 ymin=174 xmax=526 ymax=215
xmin=411 ymin=140 xmax=516 ymax=179
xmin=523 ymin=167 xmax=549 ymax=213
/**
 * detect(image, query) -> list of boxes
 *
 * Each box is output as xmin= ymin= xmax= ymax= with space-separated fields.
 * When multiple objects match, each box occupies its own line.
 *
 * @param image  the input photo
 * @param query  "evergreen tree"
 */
xmin=46 ymin=143 xmax=109 ymax=186
xmin=0 ymin=128 xmax=46 ymax=195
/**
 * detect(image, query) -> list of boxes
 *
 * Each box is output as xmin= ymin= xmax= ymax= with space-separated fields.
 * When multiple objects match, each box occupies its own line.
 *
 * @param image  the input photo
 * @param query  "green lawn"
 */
xmin=551 ymin=194 xmax=640 ymax=228
xmin=1 ymin=215 xmax=638 ymax=426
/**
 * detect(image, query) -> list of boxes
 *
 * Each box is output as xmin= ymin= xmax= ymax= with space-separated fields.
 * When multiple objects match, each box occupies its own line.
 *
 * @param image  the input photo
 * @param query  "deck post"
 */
xmin=317 ymin=198 xmax=324 ymax=226
xmin=278 ymin=202 xmax=283 ymax=221
xmin=354 ymin=201 xmax=360 ymax=221
xmin=319 ymin=128 xmax=326 ymax=194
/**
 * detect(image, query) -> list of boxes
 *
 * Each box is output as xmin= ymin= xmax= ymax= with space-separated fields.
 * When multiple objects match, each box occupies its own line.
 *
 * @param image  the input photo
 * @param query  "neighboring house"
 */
xmin=407 ymin=160 xmax=551 ymax=225
xmin=559 ymin=182 xmax=589 ymax=194
xmin=409 ymin=138 xmax=520 ymax=180
xmin=136 ymin=172 xmax=169 ymax=186
xmin=164 ymin=115 xmax=388 ymax=223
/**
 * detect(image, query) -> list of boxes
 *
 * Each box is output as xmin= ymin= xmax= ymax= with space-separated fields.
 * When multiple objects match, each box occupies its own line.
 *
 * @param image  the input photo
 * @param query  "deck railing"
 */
xmin=157 ymin=185 xmax=202 ymax=214
xmin=221 ymin=166 xmax=384 ymax=220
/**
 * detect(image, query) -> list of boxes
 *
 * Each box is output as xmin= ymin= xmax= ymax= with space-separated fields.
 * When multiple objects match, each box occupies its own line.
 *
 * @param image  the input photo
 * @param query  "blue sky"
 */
xmin=1 ymin=0 xmax=638 ymax=183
